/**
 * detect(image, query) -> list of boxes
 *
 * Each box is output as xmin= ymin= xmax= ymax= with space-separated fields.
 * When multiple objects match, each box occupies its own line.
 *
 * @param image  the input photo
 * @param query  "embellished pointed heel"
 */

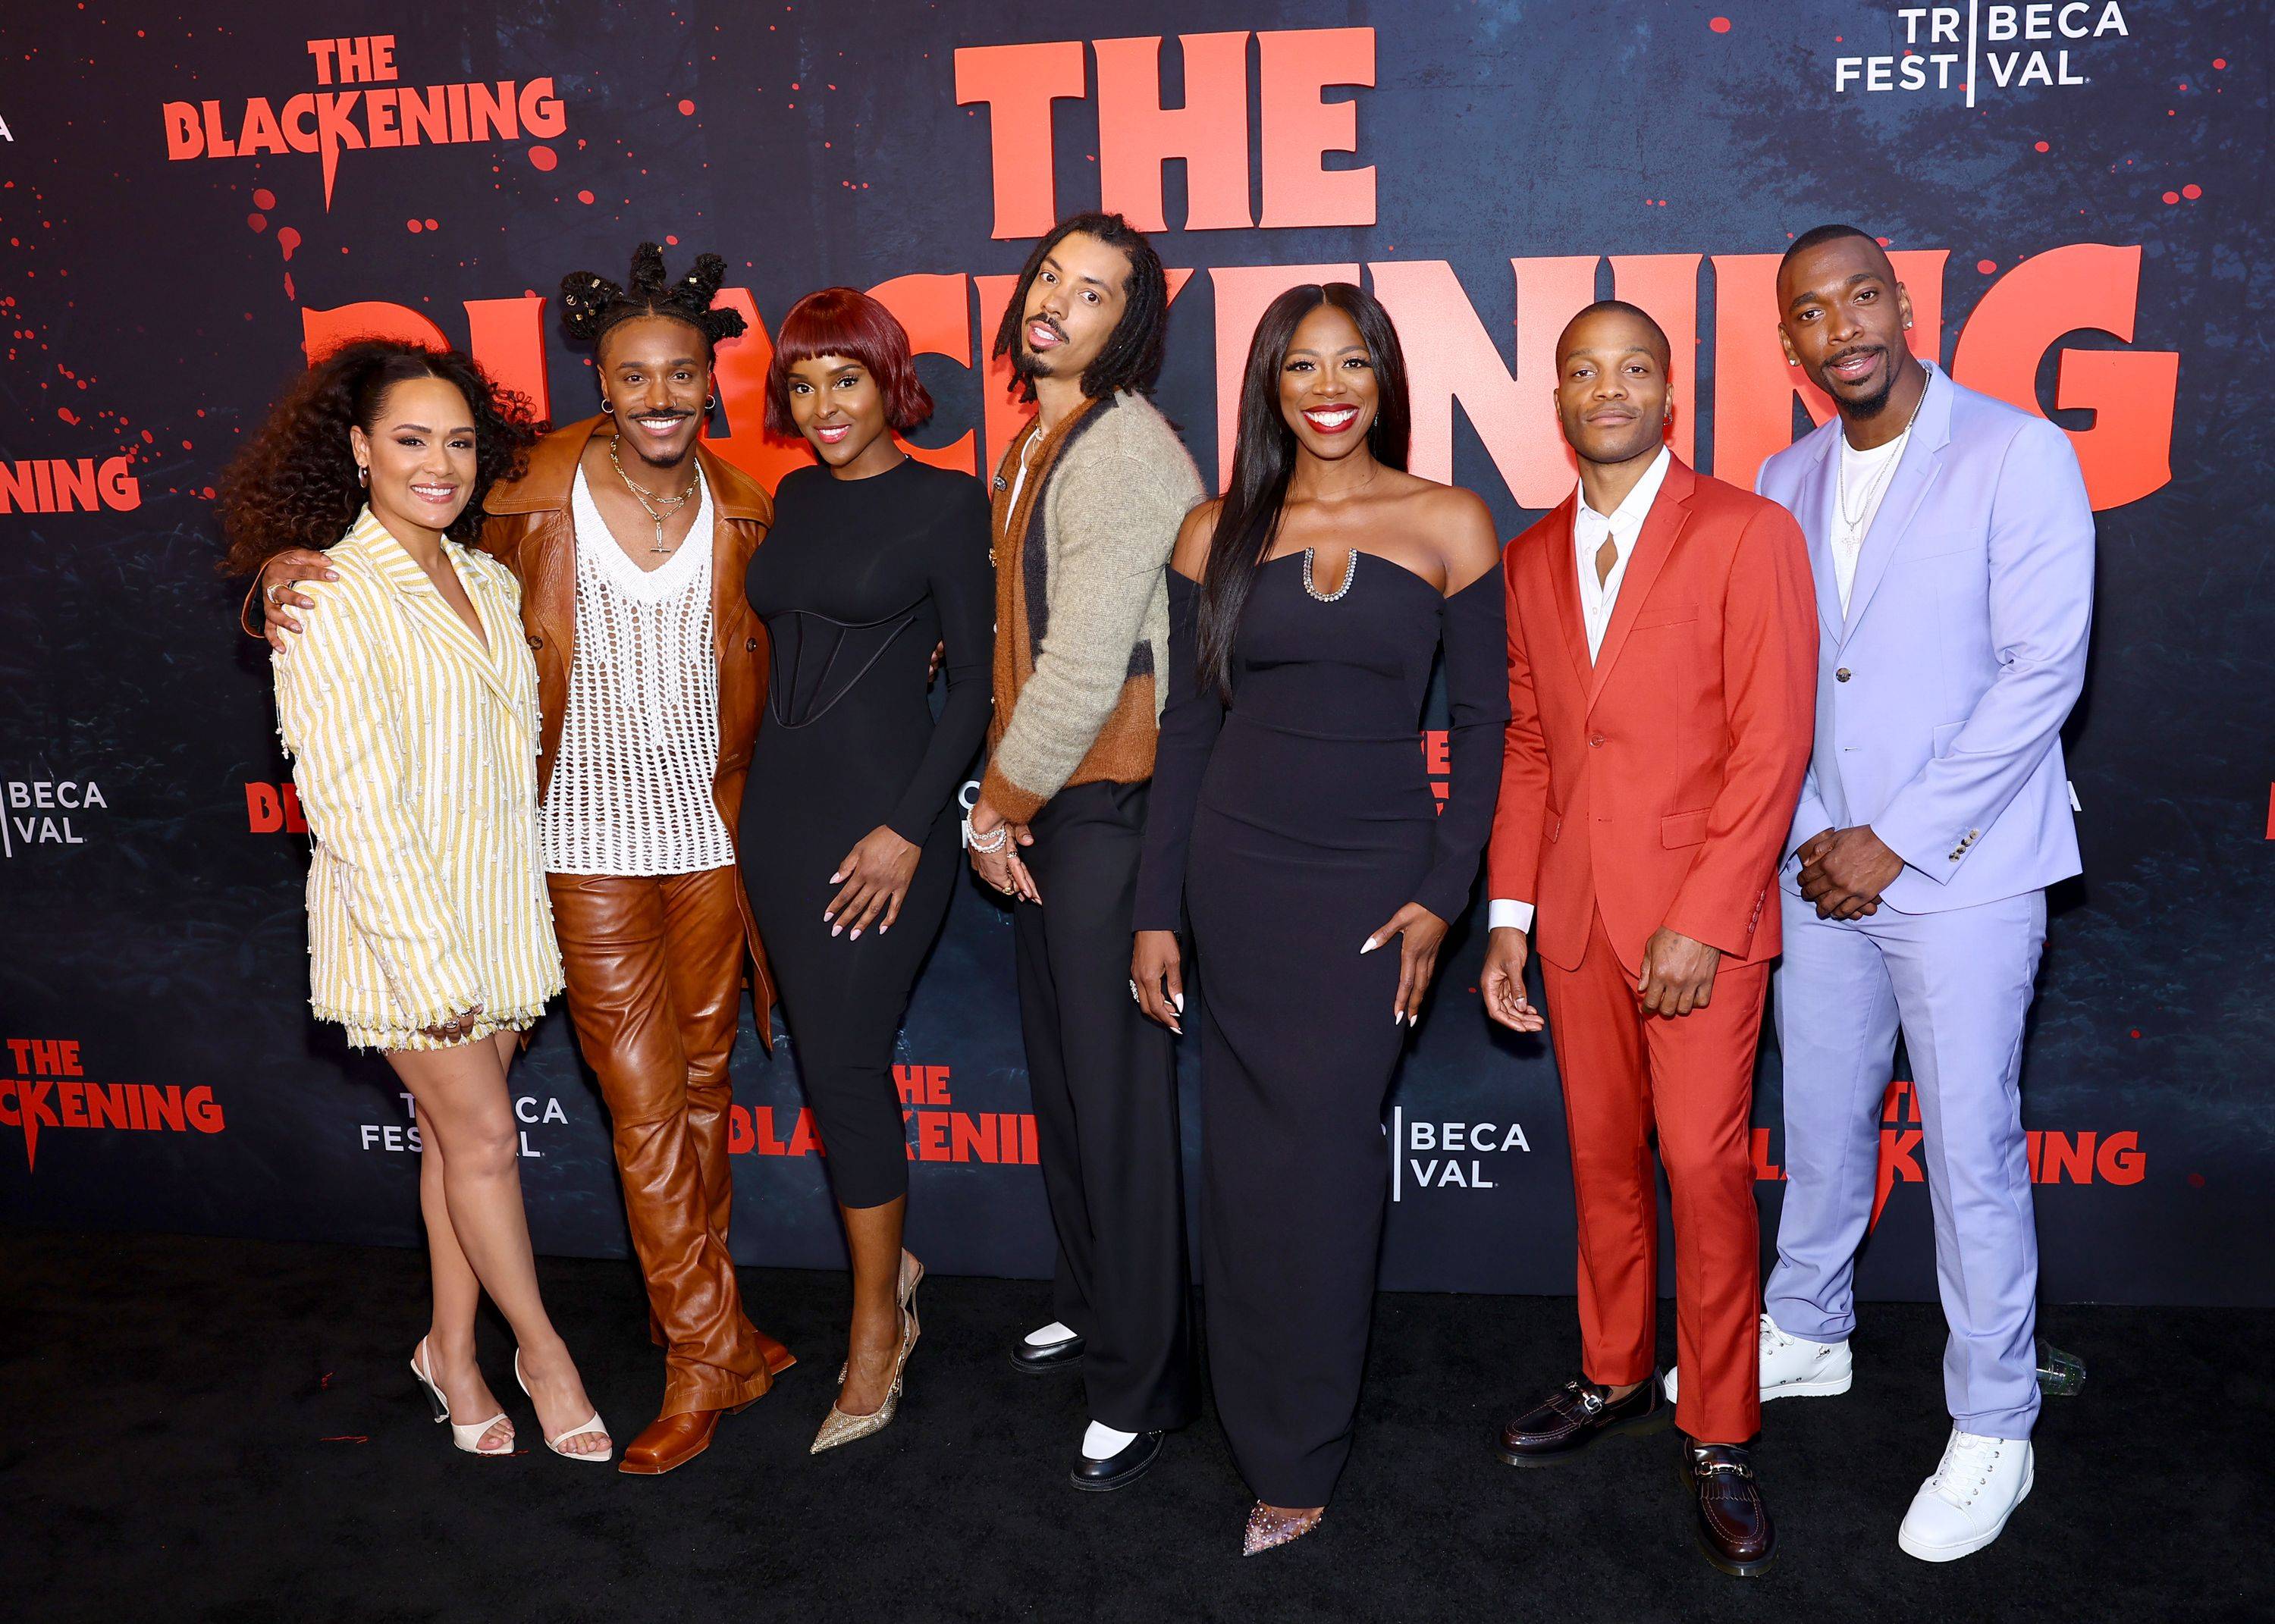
xmin=1242 ymin=1503 xmax=1325 ymax=1556
xmin=813 ymin=1250 xmax=923 ymax=1454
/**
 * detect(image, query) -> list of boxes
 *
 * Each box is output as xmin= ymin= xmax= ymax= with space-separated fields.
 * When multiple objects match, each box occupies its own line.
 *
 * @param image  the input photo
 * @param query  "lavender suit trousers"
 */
xmin=1766 ymin=886 xmax=2048 ymax=1440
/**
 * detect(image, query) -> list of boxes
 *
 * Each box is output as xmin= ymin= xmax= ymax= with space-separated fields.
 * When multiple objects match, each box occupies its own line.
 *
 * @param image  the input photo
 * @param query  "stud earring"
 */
xmin=1787 ymin=358 xmax=1799 ymax=367
xmin=357 ymin=464 xmax=369 ymax=487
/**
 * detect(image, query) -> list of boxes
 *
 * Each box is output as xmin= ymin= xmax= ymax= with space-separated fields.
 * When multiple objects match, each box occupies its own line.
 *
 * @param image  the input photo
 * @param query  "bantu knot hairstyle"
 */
xmin=559 ymin=242 xmax=749 ymax=356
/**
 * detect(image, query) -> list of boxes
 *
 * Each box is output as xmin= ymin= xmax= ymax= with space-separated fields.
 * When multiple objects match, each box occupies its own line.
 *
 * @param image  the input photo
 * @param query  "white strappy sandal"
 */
xmin=514 ymin=1350 xmax=611 ymax=1464
xmin=410 ymin=1338 xmax=513 ymax=1456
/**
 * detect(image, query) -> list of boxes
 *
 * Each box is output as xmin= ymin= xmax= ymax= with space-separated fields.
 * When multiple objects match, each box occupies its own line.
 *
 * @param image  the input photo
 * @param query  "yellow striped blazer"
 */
xmin=273 ymin=506 xmax=563 ymax=1050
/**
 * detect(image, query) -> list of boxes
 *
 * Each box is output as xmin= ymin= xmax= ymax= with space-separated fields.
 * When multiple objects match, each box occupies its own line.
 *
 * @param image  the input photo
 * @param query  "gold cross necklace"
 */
xmin=608 ymin=435 xmax=698 ymax=553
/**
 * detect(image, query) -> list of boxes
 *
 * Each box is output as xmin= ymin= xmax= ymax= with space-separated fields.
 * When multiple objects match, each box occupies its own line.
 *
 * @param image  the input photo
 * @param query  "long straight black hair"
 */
xmin=1196 ymin=282 xmax=1411 ymax=699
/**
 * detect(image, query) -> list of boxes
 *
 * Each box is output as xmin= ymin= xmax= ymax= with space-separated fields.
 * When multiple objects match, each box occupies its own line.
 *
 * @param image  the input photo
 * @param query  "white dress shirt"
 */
xmin=1489 ymin=447 xmax=1671 ymax=936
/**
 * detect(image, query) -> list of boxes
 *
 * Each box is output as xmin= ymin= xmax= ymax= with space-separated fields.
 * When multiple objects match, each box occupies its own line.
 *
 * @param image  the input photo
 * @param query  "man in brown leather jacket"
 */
xmin=250 ymin=244 xmax=792 ymax=1475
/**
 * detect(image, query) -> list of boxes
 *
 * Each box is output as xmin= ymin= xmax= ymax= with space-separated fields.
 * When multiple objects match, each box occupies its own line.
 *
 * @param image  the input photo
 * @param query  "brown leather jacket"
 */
xmin=480 ymin=415 xmax=777 ymax=1036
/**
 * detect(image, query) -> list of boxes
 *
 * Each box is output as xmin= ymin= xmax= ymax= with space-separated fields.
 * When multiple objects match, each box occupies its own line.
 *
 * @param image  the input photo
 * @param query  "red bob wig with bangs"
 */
xmin=764 ymin=287 xmax=934 ymax=440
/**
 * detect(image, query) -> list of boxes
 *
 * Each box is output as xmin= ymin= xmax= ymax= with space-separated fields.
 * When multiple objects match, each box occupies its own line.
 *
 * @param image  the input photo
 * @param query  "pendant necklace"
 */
xmin=609 ymin=435 xmax=698 ymax=553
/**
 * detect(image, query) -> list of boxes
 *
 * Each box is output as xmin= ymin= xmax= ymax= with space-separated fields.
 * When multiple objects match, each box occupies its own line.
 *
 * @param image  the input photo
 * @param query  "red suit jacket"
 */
xmin=1489 ymin=456 xmax=1818 ymax=976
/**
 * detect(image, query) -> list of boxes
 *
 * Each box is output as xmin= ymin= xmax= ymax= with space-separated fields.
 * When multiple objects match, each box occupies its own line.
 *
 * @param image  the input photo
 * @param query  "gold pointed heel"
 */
xmin=812 ymin=1250 xmax=923 ymax=1455
xmin=1242 ymin=1503 xmax=1326 ymax=1557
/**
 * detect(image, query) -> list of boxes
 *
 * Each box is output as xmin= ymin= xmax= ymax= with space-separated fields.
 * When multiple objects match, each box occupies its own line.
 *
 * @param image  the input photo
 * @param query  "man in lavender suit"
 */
xmin=1666 ymin=224 xmax=2094 ymax=1563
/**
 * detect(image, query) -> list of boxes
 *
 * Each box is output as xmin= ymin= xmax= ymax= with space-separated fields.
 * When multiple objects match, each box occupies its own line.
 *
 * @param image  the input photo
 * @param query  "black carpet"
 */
xmin=4 ymin=1227 xmax=2269 ymax=1624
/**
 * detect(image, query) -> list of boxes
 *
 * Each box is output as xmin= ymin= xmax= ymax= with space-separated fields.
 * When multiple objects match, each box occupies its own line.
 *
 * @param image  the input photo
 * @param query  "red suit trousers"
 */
xmin=1539 ymin=908 xmax=1767 ymax=1445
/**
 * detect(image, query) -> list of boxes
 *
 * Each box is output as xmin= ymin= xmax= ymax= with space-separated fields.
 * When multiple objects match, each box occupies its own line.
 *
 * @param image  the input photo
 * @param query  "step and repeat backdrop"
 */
xmin=1 ymin=2 xmax=2265 ymax=1304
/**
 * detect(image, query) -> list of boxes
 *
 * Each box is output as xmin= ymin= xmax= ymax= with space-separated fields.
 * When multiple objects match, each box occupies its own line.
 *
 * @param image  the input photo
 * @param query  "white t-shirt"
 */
xmin=1831 ymin=428 xmax=1911 ymax=612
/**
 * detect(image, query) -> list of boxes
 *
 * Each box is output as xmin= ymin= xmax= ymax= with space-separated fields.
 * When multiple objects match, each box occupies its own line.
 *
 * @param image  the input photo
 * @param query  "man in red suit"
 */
xmin=1478 ymin=302 xmax=1815 ymax=1577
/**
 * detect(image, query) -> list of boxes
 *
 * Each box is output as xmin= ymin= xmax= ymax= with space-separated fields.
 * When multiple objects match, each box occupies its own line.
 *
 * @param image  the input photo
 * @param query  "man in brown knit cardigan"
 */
xmin=965 ymin=212 xmax=1204 ymax=1494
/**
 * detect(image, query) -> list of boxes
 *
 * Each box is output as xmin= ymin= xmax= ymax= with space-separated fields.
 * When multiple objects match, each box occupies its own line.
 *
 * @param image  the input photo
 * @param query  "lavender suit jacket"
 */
xmin=1756 ymin=361 xmax=2095 ymax=914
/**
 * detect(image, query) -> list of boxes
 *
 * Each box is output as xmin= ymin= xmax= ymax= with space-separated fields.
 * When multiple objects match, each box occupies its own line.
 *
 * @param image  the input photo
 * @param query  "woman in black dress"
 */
xmin=743 ymin=288 xmax=993 ymax=1451
xmin=1131 ymin=285 xmax=1505 ymax=1552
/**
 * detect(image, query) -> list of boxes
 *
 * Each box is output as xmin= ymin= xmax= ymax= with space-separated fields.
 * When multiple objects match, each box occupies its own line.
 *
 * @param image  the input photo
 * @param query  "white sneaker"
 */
xmin=1664 ymin=1313 xmax=1854 ymax=1404
xmin=1897 ymin=1428 xmax=2034 ymax=1562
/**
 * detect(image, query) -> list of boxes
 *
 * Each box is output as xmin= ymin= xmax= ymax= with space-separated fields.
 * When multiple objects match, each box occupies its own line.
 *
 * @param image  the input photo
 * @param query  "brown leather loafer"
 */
xmin=1678 ymin=1438 xmax=1776 ymax=1577
xmin=619 ymin=1409 xmax=724 ymax=1476
xmin=1495 ymin=1373 xmax=1668 ymax=1466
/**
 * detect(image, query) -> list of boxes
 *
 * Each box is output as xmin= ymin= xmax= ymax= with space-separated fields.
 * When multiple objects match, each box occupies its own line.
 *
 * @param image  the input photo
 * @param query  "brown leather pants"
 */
xmin=548 ymin=866 xmax=787 ymax=1418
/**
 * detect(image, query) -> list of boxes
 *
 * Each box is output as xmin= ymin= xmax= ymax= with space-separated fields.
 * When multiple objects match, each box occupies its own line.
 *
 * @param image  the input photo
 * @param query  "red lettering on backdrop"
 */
xmin=1709 ymin=249 xmax=1947 ymax=491
xmin=953 ymin=40 xmax=1088 ymax=241
xmin=1369 ymin=256 xmax=1595 ymax=504
xmin=1256 ymin=27 xmax=1376 ymax=228
xmin=1210 ymin=262 xmax=1359 ymax=485
xmin=1950 ymin=243 xmax=2176 ymax=509
xmin=461 ymin=296 xmax=551 ymax=418
xmin=1094 ymin=33 xmax=1254 ymax=234
xmin=1607 ymin=254 xmax=1701 ymax=466
xmin=868 ymin=274 xmax=977 ymax=474
xmin=698 ymin=289 xmax=811 ymax=491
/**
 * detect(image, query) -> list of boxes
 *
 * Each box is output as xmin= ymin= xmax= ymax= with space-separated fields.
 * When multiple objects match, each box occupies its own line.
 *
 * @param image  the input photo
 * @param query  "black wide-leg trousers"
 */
xmin=1012 ymin=780 xmax=1198 ymax=1434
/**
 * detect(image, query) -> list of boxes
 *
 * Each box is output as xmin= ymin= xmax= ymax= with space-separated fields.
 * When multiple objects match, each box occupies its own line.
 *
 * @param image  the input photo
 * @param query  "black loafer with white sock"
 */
xmin=1070 ymin=1430 xmax=1163 ymax=1492
xmin=1010 ymin=1329 xmax=1086 ymax=1375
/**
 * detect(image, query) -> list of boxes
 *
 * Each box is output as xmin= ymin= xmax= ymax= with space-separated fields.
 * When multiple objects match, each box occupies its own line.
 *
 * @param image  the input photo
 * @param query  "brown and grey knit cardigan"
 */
xmin=980 ymin=390 xmax=1205 ymax=823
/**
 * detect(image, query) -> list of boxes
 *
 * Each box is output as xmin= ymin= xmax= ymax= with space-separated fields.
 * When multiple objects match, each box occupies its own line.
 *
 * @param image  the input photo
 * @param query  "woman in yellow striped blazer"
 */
xmin=220 ymin=340 xmax=608 ymax=1464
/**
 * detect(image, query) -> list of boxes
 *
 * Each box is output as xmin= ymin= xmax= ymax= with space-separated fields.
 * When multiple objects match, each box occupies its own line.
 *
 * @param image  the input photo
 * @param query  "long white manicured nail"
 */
xmin=1360 ymin=937 xmax=1378 ymax=954
xmin=1172 ymin=992 xmax=1185 ymax=1014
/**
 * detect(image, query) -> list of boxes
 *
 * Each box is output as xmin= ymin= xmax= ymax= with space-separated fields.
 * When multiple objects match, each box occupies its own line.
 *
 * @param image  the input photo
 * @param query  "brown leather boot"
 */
xmin=620 ymin=1409 xmax=726 ymax=1476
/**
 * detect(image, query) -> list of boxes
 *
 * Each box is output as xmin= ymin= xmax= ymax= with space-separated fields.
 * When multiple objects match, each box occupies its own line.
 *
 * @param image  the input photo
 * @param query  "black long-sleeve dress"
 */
xmin=742 ymin=457 xmax=993 ymax=1209
xmin=1134 ymin=545 xmax=1507 ymax=1506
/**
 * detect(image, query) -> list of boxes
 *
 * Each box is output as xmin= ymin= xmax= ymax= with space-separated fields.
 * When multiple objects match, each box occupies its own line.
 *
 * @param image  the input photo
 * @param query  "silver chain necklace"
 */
xmin=1837 ymin=365 xmax=1928 ymax=531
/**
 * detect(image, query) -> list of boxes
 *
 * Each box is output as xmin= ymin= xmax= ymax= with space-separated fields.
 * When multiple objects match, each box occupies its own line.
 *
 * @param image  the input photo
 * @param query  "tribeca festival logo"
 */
xmin=0 ymin=1038 xmax=225 ymax=1171
xmin=1836 ymin=3 xmax=2135 ymax=102
xmin=362 ymin=1088 xmax=569 ymax=1158
xmin=1388 ymin=1105 xmax=1532 ymax=1202
xmin=161 ymin=33 xmax=566 ymax=207
xmin=2 ymin=776 xmax=107 ymax=856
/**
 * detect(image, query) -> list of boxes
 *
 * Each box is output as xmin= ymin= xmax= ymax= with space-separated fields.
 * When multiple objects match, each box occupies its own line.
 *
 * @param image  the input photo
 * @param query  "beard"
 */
xmin=1829 ymin=346 xmax=1897 ymax=417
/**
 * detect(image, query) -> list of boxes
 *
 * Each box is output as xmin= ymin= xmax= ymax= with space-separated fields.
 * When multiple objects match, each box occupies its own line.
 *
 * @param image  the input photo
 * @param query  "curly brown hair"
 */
xmin=217 ymin=340 xmax=541 ymax=576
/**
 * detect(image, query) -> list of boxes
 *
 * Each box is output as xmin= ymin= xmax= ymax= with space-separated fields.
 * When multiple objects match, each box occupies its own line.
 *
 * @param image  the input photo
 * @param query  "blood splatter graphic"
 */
xmin=529 ymin=145 xmax=557 ymax=172
xmin=2182 ymin=183 xmax=2202 ymax=199
xmin=1709 ymin=16 xmax=1731 ymax=33
xmin=406 ymin=218 xmax=424 ymax=234
xmin=253 ymin=187 xmax=277 ymax=210
xmin=277 ymin=227 xmax=301 ymax=262
xmin=1977 ymin=259 xmax=1997 ymax=274
xmin=2035 ymin=140 xmax=2051 ymax=152
xmin=247 ymin=212 xmax=266 ymax=232
xmin=576 ymin=189 xmax=596 ymax=205
xmin=678 ymin=99 xmax=696 ymax=115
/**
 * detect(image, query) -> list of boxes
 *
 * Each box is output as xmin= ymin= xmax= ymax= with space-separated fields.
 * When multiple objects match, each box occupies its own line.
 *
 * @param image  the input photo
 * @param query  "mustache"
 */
xmin=1826 ymin=343 xmax=1884 ymax=369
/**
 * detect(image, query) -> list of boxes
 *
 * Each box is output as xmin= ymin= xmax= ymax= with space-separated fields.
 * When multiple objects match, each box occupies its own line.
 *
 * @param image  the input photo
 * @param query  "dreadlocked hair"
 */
xmin=990 ymin=212 xmax=1169 ymax=403
xmin=559 ymin=241 xmax=749 ymax=356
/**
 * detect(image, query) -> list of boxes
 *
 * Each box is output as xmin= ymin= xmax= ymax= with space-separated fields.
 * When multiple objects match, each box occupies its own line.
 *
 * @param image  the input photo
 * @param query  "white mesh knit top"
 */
xmin=539 ymin=464 xmax=735 ymax=876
